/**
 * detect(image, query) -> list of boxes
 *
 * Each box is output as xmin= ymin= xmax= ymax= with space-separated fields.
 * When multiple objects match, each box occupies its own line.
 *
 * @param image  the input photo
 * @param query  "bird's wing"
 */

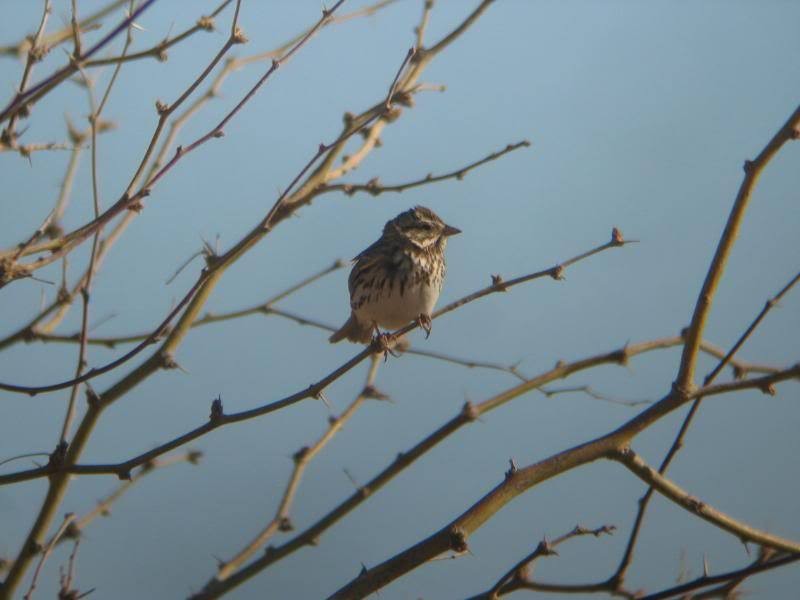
xmin=348 ymin=239 xmax=385 ymax=298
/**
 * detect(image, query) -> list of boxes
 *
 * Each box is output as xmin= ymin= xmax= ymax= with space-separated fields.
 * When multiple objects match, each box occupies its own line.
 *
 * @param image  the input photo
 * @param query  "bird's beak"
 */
xmin=443 ymin=224 xmax=461 ymax=237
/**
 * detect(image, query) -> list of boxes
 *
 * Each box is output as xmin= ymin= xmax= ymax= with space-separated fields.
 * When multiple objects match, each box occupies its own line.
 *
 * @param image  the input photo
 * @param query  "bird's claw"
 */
xmin=417 ymin=313 xmax=432 ymax=339
xmin=372 ymin=331 xmax=399 ymax=361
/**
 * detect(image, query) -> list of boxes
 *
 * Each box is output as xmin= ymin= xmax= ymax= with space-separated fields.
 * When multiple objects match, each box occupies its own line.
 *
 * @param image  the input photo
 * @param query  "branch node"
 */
xmin=505 ymin=458 xmax=518 ymax=479
xmin=293 ymin=446 xmax=310 ymax=463
xmin=278 ymin=516 xmax=294 ymax=532
xmin=85 ymin=387 xmax=102 ymax=408
xmin=48 ymin=441 xmax=68 ymax=469
xmin=362 ymin=384 xmax=389 ymax=401
xmin=611 ymin=227 xmax=625 ymax=245
xmin=491 ymin=274 xmax=508 ymax=291
xmin=197 ymin=16 xmax=215 ymax=31
xmin=687 ymin=496 xmax=706 ymax=514
xmin=550 ymin=265 xmax=565 ymax=280
xmin=671 ymin=380 xmax=693 ymax=402
xmin=759 ymin=382 xmax=777 ymax=396
xmin=209 ymin=395 xmax=224 ymax=423
xmin=158 ymin=351 xmax=180 ymax=370
xmin=448 ymin=527 xmax=469 ymax=553
xmin=155 ymin=100 xmax=169 ymax=115
xmin=613 ymin=346 xmax=630 ymax=366
xmin=743 ymin=159 xmax=755 ymax=174
xmin=460 ymin=400 xmax=479 ymax=421
xmin=231 ymin=26 xmax=248 ymax=44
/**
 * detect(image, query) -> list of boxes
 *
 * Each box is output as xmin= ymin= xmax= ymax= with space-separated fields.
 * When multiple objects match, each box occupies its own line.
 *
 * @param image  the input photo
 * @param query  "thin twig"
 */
xmin=319 ymin=140 xmax=530 ymax=198
xmin=23 ymin=513 xmax=76 ymax=600
xmin=3 ymin=0 xmax=52 ymax=143
xmin=473 ymin=524 xmax=616 ymax=600
xmin=213 ymin=357 xmax=381 ymax=583
xmin=0 ymin=0 xmax=159 ymax=125
xmin=641 ymin=551 xmax=799 ymax=600
xmin=612 ymin=269 xmax=800 ymax=587
xmin=676 ymin=103 xmax=800 ymax=391
xmin=60 ymin=2 xmax=136 ymax=446
xmin=0 ymin=231 xmax=630 ymax=486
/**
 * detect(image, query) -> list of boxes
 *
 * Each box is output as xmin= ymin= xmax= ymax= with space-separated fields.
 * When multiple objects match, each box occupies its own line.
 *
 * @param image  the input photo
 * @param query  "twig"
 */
xmin=641 ymin=551 xmax=799 ymax=600
xmin=325 ymin=362 xmax=800 ymax=599
xmin=60 ymin=451 xmax=201 ymax=545
xmin=23 ymin=513 xmax=76 ymax=600
xmin=177 ymin=335 xmax=694 ymax=598
xmin=0 ymin=1 xmax=246 ymax=281
xmin=211 ymin=357 xmax=381 ymax=583
xmin=415 ymin=0 xmax=434 ymax=48
xmin=60 ymin=0 xmax=137 ymax=446
xmin=0 ymin=231 xmax=629 ymax=486
xmin=612 ymin=448 xmax=800 ymax=553
xmin=3 ymin=0 xmax=52 ymax=143
xmin=84 ymin=1 xmax=233 ymax=67
xmin=0 ymin=0 xmax=128 ymax=59
xmin=319 ymin=141 xmax=530 ymax=198
xmin=474 ymin=524 xmax=615 ymax=600
xmin=676 ymin=103 xmax=800 ymax=391
xmin=612 ymin=269 xmax=800 ymax=587
xmin=540 ymin=385 xmax=651 ymax=407
xmin=0 ymin=0 xmax=159 ymax=125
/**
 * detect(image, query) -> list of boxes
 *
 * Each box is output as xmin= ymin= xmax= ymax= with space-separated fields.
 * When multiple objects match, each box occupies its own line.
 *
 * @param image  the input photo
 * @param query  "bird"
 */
xmin=329 ymin=205 xmax=461 ymax=344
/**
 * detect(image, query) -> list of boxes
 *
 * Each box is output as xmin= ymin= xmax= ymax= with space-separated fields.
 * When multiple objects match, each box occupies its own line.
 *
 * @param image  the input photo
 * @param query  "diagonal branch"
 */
xmin=325 ymin=362 xmax=799 ymax=599
xmin=211 ymin=356 xmax=382 ymax=585
xmin=317 ymin=140 xmax=530 ymax=198
xmin=471 ymin=524 xmax=616 ymax=600
xmin=0 ymin=229 xmax=631 ymax=486
xmin=0 ymin=0 xmax=159 ymax=125
xmin=612 ymin=447 xmax=800 ymax=553
xmin=676 ymin=103 xmax=800 ymax=392
xmin=612 ymin=269 xmax=800 ymax=588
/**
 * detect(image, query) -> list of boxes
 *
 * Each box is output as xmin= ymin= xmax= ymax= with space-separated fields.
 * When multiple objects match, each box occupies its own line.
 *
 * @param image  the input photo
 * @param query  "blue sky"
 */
xmin=1 ymin=1 xmax=799 ymax=598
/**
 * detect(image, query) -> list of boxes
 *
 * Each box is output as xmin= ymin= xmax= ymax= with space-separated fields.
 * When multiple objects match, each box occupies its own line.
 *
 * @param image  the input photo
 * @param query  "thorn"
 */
xmin=209 ymin=395 xmax=223 ymax=422
xmin=491 ymin=274 xmax=508 ymax=291
xmin=315 ymin=389 xmax=332 ymax=409
xmin=505 ymin=458 xmax=518 ymax=479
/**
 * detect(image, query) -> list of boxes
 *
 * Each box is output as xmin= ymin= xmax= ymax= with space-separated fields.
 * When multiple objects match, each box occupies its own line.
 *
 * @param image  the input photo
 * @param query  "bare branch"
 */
xmin=471 ymin=524 xmax=616 ymax=600
xmin=319 ymin=141 xmax=530 ymax=198
xmin=676 ymin=103 xmax=800 ymax=391
xmin=612 ymin=447 xmax=800 ymax=553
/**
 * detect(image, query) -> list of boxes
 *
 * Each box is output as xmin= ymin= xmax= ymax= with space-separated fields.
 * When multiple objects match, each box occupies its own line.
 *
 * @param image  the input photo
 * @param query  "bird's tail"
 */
xmin=329 ymin=313 xmax=373 ymax=344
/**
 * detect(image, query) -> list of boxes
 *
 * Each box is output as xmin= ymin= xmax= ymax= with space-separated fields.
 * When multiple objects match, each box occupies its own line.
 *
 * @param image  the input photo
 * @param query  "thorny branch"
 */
xmin=3 ymin=2 xmax=797 ymax=599
xmin=211 ymin=357 xmax=382 ymax=584
xmin=470 ymin=524 xmax=616 ymax=600
xmin=0 ymin=229 xmax=630 ymax=486
xmin=0 ymin=0 xmax=403 ymax=353
xmin=612 ymin=267 xmax=800 ymax=589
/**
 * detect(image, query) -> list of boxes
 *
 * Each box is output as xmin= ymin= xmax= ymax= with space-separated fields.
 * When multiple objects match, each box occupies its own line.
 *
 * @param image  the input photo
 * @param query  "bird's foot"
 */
xmin=416 ymin=313 xmax=433 ymax=339
xmin=371 ymin=328 xmax=400 ymax=361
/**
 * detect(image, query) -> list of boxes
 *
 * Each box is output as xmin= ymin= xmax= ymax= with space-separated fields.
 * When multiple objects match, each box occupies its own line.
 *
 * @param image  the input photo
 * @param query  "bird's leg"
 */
xmin=371 ymin=322 xmax=399 ymax=361
xmin=416 ymin=313 xmax=433 ymax=339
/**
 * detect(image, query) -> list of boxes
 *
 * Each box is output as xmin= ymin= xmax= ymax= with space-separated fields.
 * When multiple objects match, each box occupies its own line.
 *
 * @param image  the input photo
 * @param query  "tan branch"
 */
xmin=676 ymin=103 xmax=800 ymax=391
xmin=612 ymin=448 xmax=800 ymax=553
xmin=211 ymin=357 xmax=381 ymax=584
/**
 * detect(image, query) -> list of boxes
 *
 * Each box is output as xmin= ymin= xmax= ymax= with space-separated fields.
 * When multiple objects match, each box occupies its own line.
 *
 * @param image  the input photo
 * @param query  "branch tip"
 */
xmin=209 ymin=396 xmax=224 ymax=422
